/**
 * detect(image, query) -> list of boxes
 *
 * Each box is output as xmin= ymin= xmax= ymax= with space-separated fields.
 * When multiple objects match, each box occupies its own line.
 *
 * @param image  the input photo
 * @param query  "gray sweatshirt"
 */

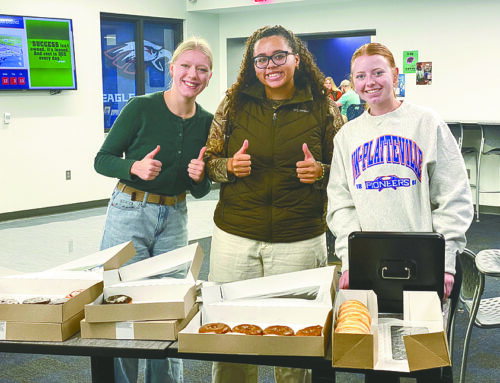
xmin=327 ymin=101 xmax=473 ymax=274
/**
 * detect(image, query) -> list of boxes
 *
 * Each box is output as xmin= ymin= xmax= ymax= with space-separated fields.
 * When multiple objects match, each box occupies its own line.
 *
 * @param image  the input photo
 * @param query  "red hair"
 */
xmin=350 ymin=42 xmax=396 ymax=79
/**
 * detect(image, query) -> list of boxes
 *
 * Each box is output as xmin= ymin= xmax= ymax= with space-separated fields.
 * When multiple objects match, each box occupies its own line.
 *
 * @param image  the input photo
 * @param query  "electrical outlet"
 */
xmin=66 ymin=170 xmax=71 ymax=180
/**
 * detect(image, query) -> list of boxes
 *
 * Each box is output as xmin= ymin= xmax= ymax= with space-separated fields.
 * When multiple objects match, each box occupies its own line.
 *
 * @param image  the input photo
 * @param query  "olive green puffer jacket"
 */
xmin=213 ymin=84 xmax=334 ymax=243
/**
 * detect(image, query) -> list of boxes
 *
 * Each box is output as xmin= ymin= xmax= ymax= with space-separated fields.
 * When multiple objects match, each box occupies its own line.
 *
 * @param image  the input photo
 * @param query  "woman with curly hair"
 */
xmin=204 ymin=25 xmax=344 ymax=383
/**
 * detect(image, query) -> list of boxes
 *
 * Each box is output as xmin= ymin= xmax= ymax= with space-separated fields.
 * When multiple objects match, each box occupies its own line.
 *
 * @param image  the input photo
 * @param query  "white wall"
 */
xmin=0 ymin=0 xmax=220 ymax=214
xmin=211 ymin=0 xmax=500 ymax=207
xmin=1 ymin=0 xmax=499 ymax=214
xmin=212 ymin=0 xmax=499 ymax=122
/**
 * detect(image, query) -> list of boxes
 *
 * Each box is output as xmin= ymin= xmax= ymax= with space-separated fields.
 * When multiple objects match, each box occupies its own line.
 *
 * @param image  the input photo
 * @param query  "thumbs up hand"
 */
xmin=188 ymin=146 xmax=207 ymax=183
xmin=296 ymin=143 xmax=322 ymax=184
xmin=131 ymin=145 xmax=162 ymax=181
xmin=227 ymin=139 xmax=251 ymax=178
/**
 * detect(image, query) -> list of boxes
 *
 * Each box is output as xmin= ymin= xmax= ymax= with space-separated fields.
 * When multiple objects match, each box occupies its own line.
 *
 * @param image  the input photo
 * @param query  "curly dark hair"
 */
xmin=226 ymin=25 xmax=328 ymax=121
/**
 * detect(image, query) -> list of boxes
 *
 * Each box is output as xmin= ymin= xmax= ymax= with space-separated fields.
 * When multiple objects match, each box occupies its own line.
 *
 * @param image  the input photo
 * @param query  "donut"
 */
xmin=104 ymin=294 xmax=133 ymax=304
xmin=337 ymin=310 xmax=371 ymax=328
xmin=232 ymin=324 xmax=263 ymax=336
xmin=339 ymin=299 xmax=369 ymax=313
xmin=65 ymin=289 xmax=85 ymax=299
xmin=22 ymin=297 xmax=51 ymax=304
xmin=296 ymin=325 xmax=323 ymax=337
xmin=336 ymin=299 xmax=372 ymax=334
xmin=0 ymin=298 xmax=19 ymax=304
xmin=263 ymin=325 xmax=295 ymax=336
xmin=198 ymin=322 xmax=231 ymax=334
xmin=335 ymin=319 xmax=370 ymax=334
xmin=49 ymin=298 xmax=69 ymax=305
xmin=338 ymin=303 xmax=369 ymax=316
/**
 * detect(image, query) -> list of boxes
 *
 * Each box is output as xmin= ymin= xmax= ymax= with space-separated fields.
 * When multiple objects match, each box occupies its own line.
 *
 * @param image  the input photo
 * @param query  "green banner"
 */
xmin=25 ymin=20 xmax=74 ymax=87
xmin=403 ymin=51 xmax=418 ymax=74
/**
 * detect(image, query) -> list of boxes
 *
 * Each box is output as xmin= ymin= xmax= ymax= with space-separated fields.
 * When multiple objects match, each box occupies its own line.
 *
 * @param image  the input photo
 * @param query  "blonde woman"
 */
xmin=95 ymin=37 xmax=214 ymax=383
xmin=324 ymin=76 xmax=342 ymax=101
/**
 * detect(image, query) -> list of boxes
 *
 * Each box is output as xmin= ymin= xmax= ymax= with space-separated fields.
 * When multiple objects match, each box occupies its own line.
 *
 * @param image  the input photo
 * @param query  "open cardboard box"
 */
xmin=3 ymin=241 xmax=136 ymax=282
xmin=81 ymin=303 xmax=199 ymax=341
xmin=84 ymin=243 xmax=203 ymax=323
xmin=0 ymin=241 xmax=135 ymax=341
xmin=48 ymin=241 xmax=136 ymax=273
xmin=178 ymin=266 xmax=336 ymax=357
xmin=0 ymin=278 xmax=102 ymax=323
xmin=332 ymin=289 xmax=450 ymax=372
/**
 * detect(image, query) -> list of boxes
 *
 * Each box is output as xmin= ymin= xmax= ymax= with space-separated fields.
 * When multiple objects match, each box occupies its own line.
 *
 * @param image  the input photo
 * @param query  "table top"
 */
xmin=0 ymin=332 xmax=330 ymax=369
xmin=0 ymin=332 xmax=173 ymax=359
xmin=0 ymin=332 xmax=443 ymax=379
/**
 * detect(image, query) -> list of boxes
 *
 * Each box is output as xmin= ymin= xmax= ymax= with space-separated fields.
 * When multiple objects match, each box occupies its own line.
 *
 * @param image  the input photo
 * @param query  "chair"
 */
xmin=448 ymin=121 xmax=464 ymax=149
xmin=447 ymin=122 xmax=480 ymax=220
xmin=476 ymin=123 xmax=500 ymax=222
xmin=346 ymin=103 xmax=364 ymax=121
xmin=455 ymin=248 xmax=500 ymax=383
xmin=441 ymin=252 xmax=463 ymax=383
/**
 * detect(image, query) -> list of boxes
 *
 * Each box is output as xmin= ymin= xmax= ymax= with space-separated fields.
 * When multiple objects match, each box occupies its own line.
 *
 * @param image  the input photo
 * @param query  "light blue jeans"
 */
xmin=100 ymin=188 xmax=186 ymax=383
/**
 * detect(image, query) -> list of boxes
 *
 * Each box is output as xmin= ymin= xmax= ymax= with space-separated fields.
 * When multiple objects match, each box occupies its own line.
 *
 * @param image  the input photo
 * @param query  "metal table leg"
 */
xmin=91 ymin=356 xmax=115 ymax=383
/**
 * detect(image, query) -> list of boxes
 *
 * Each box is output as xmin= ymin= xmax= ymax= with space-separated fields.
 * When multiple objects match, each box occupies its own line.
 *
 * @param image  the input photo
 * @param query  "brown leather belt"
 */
xmin=117 ymin=182 xmax=186 ymax=206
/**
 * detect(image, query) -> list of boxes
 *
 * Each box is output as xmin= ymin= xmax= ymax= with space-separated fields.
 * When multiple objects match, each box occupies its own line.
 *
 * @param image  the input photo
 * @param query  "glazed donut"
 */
xmin=339 ymin=299 xmax=369 ymax=313
xmin=49 ymin=298 xmax=69 ymax=305
xmin=263 ymin=325 xmax=295 ymax=336
xmin=337 ymin=310 xmax=371 ymax=328
xmin=66 ymin=289 xmax=85 ymax=299
xmin=22 ymin=297 xmax=51 ymax=304
xmin=296 ymin=325 xmax=323 ymax=337
xmin=104 ymin=294 xmax=133 ymax=304
xmin=336 ymin=300 xmax=371 ymax=334
xmin=198 ymin=322 xmax=231 ymax=334
xmin=335 ymin=319 xmax=370 ymax=334
xmin=338 ymin=300 xmax=370 ymax=318
xmin=232 ymin=324 xmax=263 ymax=336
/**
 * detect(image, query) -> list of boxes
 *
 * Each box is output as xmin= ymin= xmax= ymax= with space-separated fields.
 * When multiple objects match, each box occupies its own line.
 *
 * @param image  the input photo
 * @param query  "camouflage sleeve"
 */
xmin=315 ymin=99 xmax=344 ymax=189
xmin=204 ymin=97 xmax=235 ymax=183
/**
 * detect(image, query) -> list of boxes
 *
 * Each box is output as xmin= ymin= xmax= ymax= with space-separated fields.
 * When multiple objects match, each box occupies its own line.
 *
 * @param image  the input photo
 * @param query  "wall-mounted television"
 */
xmin=0 ymin=14 xmax=77 ymax=90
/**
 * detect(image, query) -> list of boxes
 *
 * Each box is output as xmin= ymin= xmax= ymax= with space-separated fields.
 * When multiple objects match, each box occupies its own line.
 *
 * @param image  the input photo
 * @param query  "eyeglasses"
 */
xmin=253 ymin=51 xmax=295 ymax=69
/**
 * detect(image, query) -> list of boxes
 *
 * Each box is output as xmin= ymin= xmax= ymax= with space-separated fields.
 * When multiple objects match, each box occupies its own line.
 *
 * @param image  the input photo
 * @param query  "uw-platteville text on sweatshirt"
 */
xmin=327 ymin=101 xmax=474 ymax=275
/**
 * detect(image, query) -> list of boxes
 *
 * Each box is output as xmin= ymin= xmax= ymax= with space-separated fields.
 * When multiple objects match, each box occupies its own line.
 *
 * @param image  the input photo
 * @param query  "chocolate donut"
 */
xmin=263 ymin=325 xmax=295 ymax=336
xmin=232 ymin=324 xmax=263 ymax=336
xmin=22 ymin=297 xmax=51 ymax=304
xmin=296 ymin=325 xmax=323 ymax=337
xmin=198 ymin=322 xmax=231 ymax=334
xmin=104 ymin=294 xmax=133 ymax=304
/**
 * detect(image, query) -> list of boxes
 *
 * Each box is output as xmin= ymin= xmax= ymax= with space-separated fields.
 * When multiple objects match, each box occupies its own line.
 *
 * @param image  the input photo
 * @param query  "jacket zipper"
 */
xmin=270 ymin=109 xmax=278 ymax=242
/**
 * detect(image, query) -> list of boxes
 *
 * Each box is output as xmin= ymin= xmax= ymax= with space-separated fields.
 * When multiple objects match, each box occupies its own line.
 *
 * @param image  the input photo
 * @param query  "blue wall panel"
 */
xmin=305 ymin=36 xmax=371 ymax=87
